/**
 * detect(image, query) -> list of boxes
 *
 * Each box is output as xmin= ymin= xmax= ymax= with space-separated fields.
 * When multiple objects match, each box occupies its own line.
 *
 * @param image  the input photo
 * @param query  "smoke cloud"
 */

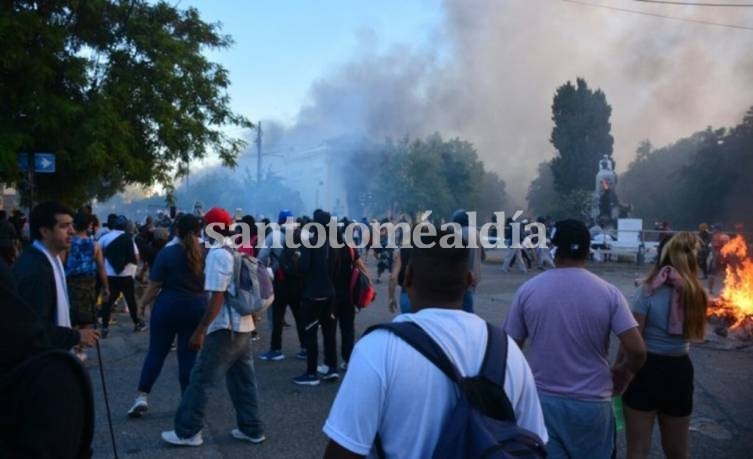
xmin=253 ymin=0 xmax=753 ymax=208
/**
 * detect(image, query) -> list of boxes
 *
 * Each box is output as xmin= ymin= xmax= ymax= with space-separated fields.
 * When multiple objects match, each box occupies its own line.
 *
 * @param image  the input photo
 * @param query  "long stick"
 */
xmin=95 ymin=340 xmax=119 ymax=459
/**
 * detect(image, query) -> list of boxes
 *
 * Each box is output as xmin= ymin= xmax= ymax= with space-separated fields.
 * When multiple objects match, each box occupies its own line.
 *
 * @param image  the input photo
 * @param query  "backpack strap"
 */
xmin=478 ymin=322 xmax=516 ymax=422
xmin=365 ymin=322 xmax=462 ymax=383
xmin=480 ymin=322 xmax=508 ymax=387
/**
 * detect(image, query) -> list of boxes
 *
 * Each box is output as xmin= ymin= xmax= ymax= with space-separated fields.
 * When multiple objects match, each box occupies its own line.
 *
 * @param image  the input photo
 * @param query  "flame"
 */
xmin=710 ymin=235 xmax=753 ymax=330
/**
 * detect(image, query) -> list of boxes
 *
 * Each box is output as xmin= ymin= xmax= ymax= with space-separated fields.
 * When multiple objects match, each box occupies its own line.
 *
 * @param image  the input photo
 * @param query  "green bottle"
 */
xmin=613 ymin=396 xmax=625 ymax=432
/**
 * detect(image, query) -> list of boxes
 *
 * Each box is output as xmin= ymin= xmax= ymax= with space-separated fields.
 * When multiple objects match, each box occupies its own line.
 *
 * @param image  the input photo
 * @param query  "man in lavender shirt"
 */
xmin=504 ymin=219 xmax=646 ymax=459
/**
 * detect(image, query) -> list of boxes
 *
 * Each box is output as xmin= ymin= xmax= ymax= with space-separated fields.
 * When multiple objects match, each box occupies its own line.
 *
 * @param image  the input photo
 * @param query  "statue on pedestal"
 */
xmin=592 ymin=155 xmax=620 ymax=227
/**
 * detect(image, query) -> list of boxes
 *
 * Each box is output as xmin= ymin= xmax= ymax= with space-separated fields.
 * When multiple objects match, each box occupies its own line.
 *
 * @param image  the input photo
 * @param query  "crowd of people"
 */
xmin=0 ymin=200 xmax=730 ymax=458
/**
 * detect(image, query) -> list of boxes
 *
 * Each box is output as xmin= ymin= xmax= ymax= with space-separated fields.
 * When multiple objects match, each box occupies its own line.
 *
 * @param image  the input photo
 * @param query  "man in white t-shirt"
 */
xmin=161 ymin=207 xmax=266 ymax=447
xmin=323 ymin=229 xmax=547 ymax=458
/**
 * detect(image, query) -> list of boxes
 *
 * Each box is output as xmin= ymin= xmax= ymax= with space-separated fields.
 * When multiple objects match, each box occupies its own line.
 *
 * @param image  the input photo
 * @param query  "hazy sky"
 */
xmin=186 ymin=0 xmax=753 ymax=205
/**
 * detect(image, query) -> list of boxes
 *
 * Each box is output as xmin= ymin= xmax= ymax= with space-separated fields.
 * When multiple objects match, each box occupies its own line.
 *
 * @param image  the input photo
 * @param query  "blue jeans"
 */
xmin=462 ymin=289 xmax=474 ymax=313
xmin=539 ymin=393 xmax=615 ymax=459
xmin=399 ymin=290 xmax=411 ymax=314
xmin=174 ymin=330 xmax=264 ymax=438
xmin=138 ymin=290 xmax=206 ymax=394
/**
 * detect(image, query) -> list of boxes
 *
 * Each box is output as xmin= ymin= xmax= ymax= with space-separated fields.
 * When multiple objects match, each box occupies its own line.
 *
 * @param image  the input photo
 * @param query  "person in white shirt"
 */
xmin=98 ymin=215 xmax=144 ymax=336
xmin=161 ymin=207 xmax=266 ymax=447
xmin=323 ymin=229 xmax=548 ymax=459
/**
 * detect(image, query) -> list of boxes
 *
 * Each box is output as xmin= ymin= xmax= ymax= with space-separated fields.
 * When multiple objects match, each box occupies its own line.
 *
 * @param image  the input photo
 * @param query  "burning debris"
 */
xmin=707 ymin=235 xmax=753 ymax=343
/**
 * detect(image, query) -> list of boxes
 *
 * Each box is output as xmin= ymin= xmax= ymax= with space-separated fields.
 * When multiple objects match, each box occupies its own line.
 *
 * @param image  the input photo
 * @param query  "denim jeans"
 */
xmin=399 ymin=290 xmax=412 ymax=314
xmin=462 ymin=289 xmax=474 ymax=313
xmin=137 ymin=289 xmax=205 ymax=394
xmin=174 ymin=330 xmax=264 ymax=438
xmin=539 ymin=393 xmax=615 ymax=459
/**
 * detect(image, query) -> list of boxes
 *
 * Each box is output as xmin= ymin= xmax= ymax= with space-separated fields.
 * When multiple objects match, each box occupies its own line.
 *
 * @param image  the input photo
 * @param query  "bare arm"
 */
xmin=612 ymin=315 xmax=647 ymax=395
xmin=323 ymin=440 xmax=365 ymax=459
xmin=189 ymin=291 xmax=225 ymax=351
xmin=94 ymin=242 xmax=109 ymax=298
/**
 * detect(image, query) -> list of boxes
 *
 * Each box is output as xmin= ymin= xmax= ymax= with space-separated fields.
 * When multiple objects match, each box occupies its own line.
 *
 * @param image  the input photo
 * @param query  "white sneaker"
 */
xmin=231 ymin=428 xmax=266 ymax=444
xmin=127 ymin=394 xmax=148 ymax=418
xmin=317 ymin=364 xmax=329 ymax=374
xmin=161 ymin=430 xmax=203 ymax=447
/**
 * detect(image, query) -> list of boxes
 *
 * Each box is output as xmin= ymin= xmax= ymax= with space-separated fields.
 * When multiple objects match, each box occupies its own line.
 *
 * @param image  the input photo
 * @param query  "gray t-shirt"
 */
xmin=632 ymin=285 xmax=689 ymax=355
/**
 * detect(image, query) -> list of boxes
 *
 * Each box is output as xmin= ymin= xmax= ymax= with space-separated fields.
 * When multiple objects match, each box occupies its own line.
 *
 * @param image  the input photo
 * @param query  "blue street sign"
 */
xmin=34 ymin=153 xmax=55 ymax=173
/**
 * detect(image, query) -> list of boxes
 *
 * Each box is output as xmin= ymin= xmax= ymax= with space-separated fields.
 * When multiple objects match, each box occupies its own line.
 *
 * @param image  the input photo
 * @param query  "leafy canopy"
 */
xmin=0 ymin=0 xmax=250 ymax=206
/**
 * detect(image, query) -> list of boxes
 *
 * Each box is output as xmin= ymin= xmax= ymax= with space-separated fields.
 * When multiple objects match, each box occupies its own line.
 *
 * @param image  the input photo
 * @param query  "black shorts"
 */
xmin=623 ymin=353 xmax=694 ymax=417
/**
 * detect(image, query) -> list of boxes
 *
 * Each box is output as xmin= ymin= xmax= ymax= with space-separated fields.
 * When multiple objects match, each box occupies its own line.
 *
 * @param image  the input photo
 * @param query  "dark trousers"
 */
xmin=302 ymin=298 xmax=337 ymax=374
xmin=137 ymin=290 xmax=206 ymax=394
xmin=269 ymin=281 xmax=305 ymax=351
xmin=334 ymin=295 xmax=355 ymax=364
xmin=102 ymin=275 xmax=140 ymax=327
xmin=270 ymin=280 xmax=304 ymax=351
xmin=0 ymin=350 xmax=94 ymax=458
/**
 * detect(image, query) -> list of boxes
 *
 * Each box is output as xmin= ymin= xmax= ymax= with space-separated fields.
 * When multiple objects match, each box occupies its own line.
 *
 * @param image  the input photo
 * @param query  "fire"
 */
xmin=709 ymin=235 xmax=753 ymax=330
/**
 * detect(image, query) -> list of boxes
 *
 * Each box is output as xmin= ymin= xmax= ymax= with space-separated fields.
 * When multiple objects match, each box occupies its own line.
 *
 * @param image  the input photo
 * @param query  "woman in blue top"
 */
xmin=64 ymin=212 xmax=109 ymax=361
xmin=127 ymin=214 xmax=206 ymax=417
xmin=621 ymin=232 xmax=708 ymax=459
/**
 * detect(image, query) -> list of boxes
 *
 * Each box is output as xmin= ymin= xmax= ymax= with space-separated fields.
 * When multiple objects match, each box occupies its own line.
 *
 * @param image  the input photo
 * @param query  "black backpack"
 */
xmin=104 ymin=233 xmax=136 ymax=274
xmin=365 ymin=321 xmax=547 ymax=459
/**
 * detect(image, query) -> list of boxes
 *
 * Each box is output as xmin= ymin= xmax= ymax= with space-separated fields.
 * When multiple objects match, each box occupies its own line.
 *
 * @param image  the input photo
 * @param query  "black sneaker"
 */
xmin=134 ymin=320 xmax=147 ymax=332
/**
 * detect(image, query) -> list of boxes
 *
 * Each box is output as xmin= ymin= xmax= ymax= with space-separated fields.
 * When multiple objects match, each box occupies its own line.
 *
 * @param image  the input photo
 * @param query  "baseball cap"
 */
xmin=278 ymin=209 xmax=294 ymax=225
xmin=551 ymin=219 xmax=591 ymax=259
xmin=203 ymin=207 xmax=233 ymax=228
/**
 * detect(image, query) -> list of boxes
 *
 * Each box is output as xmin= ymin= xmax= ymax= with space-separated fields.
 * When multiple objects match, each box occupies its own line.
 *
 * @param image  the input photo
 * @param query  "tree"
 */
xmin=550 ymin=78 xmax=614 ymax=195
xmin=368 ymin=134 xmax=502 ymax=220
xmin=526 ymin=160 xmax=557 ymax=217
xmin=619 ymin=107 xmax=753 ymax=228
xmin=0 ymin=1 xmax=250 ymax=206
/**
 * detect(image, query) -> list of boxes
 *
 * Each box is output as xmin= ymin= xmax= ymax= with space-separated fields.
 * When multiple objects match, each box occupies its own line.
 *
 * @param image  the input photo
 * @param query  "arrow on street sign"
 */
xmin=34 ymin=153 xmax=55 ymax=173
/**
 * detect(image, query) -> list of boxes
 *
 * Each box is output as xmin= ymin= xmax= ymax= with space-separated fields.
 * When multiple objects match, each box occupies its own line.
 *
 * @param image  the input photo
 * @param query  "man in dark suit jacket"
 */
xmin=1 ymin=256 xmax=95 ymax=457
xmin=12 ymin=202 xmax=99 ymax=349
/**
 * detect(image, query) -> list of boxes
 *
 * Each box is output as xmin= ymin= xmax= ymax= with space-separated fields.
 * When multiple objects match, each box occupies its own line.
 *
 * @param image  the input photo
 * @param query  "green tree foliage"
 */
xmin=0 ymin=0 xmax=250 ymax=206
xmin=550 ymin=78 xmax=614 ymax=194
xmin=345 ymin=134 xmax=508 ymax=221
xmin=526 ymin=160 xmax=557 ymax=217
xmin=620 ymin=107 xmax=753 ymax=228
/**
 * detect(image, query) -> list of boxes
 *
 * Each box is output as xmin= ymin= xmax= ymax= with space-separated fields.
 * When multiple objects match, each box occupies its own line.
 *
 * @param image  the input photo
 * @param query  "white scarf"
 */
xmin=33 ymin=240 xmax=72 ymax=328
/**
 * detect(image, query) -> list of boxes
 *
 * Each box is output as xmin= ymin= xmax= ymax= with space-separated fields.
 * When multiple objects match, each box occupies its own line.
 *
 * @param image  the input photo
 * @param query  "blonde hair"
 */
xmin=646 ymin=232 xmax=708 ymax=341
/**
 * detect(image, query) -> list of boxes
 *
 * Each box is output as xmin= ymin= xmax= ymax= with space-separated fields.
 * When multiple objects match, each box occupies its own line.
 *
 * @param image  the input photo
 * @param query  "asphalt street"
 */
xmin=87 ymin=253 xmax=753 ymax=458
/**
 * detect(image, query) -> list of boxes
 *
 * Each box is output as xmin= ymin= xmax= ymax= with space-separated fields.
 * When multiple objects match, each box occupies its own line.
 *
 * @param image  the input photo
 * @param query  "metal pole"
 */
xmin=95 ymin=339 xmax=119 ymax=459
xmin=256 ymin=121 xmax=262 ymax=183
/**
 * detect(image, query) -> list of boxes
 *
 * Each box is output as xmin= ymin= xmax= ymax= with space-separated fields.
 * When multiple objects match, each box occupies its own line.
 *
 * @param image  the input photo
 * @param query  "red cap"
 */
xmin=203 ymin=207 xmax=233 ymax=228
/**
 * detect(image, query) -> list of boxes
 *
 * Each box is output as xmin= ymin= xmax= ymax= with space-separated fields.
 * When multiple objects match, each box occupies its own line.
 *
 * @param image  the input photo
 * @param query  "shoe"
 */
xmin=317 ymin=364 xmax=329 ymax=374
xmin=134 ymin=320 xmax=147 ymax=332
xmin=320 ymin=367 xmax=340 ymax=381
xmin=339 ymin=361 xmax=348 ymax=372
xmin=251 ymin=331 xmax=260 ymax=342
xmin=161 ymin=430 xmax=203 ymax=447
xmin=231 ymin=428 xmax=266 ymax=444
xmin=74 ymin=349 xmax=88 ymax=363
xmin=295 ymin=349 xmax=307 ymax=360
xmin=258 ymin=350 xmax=284 ymax=361
xmin=101 ymin=327 xmax=109 ymax=339
xmin=292 ymin=373 xmax=320 ymax=386
xmin=127 ymin=394 xmax=148 ymax=418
